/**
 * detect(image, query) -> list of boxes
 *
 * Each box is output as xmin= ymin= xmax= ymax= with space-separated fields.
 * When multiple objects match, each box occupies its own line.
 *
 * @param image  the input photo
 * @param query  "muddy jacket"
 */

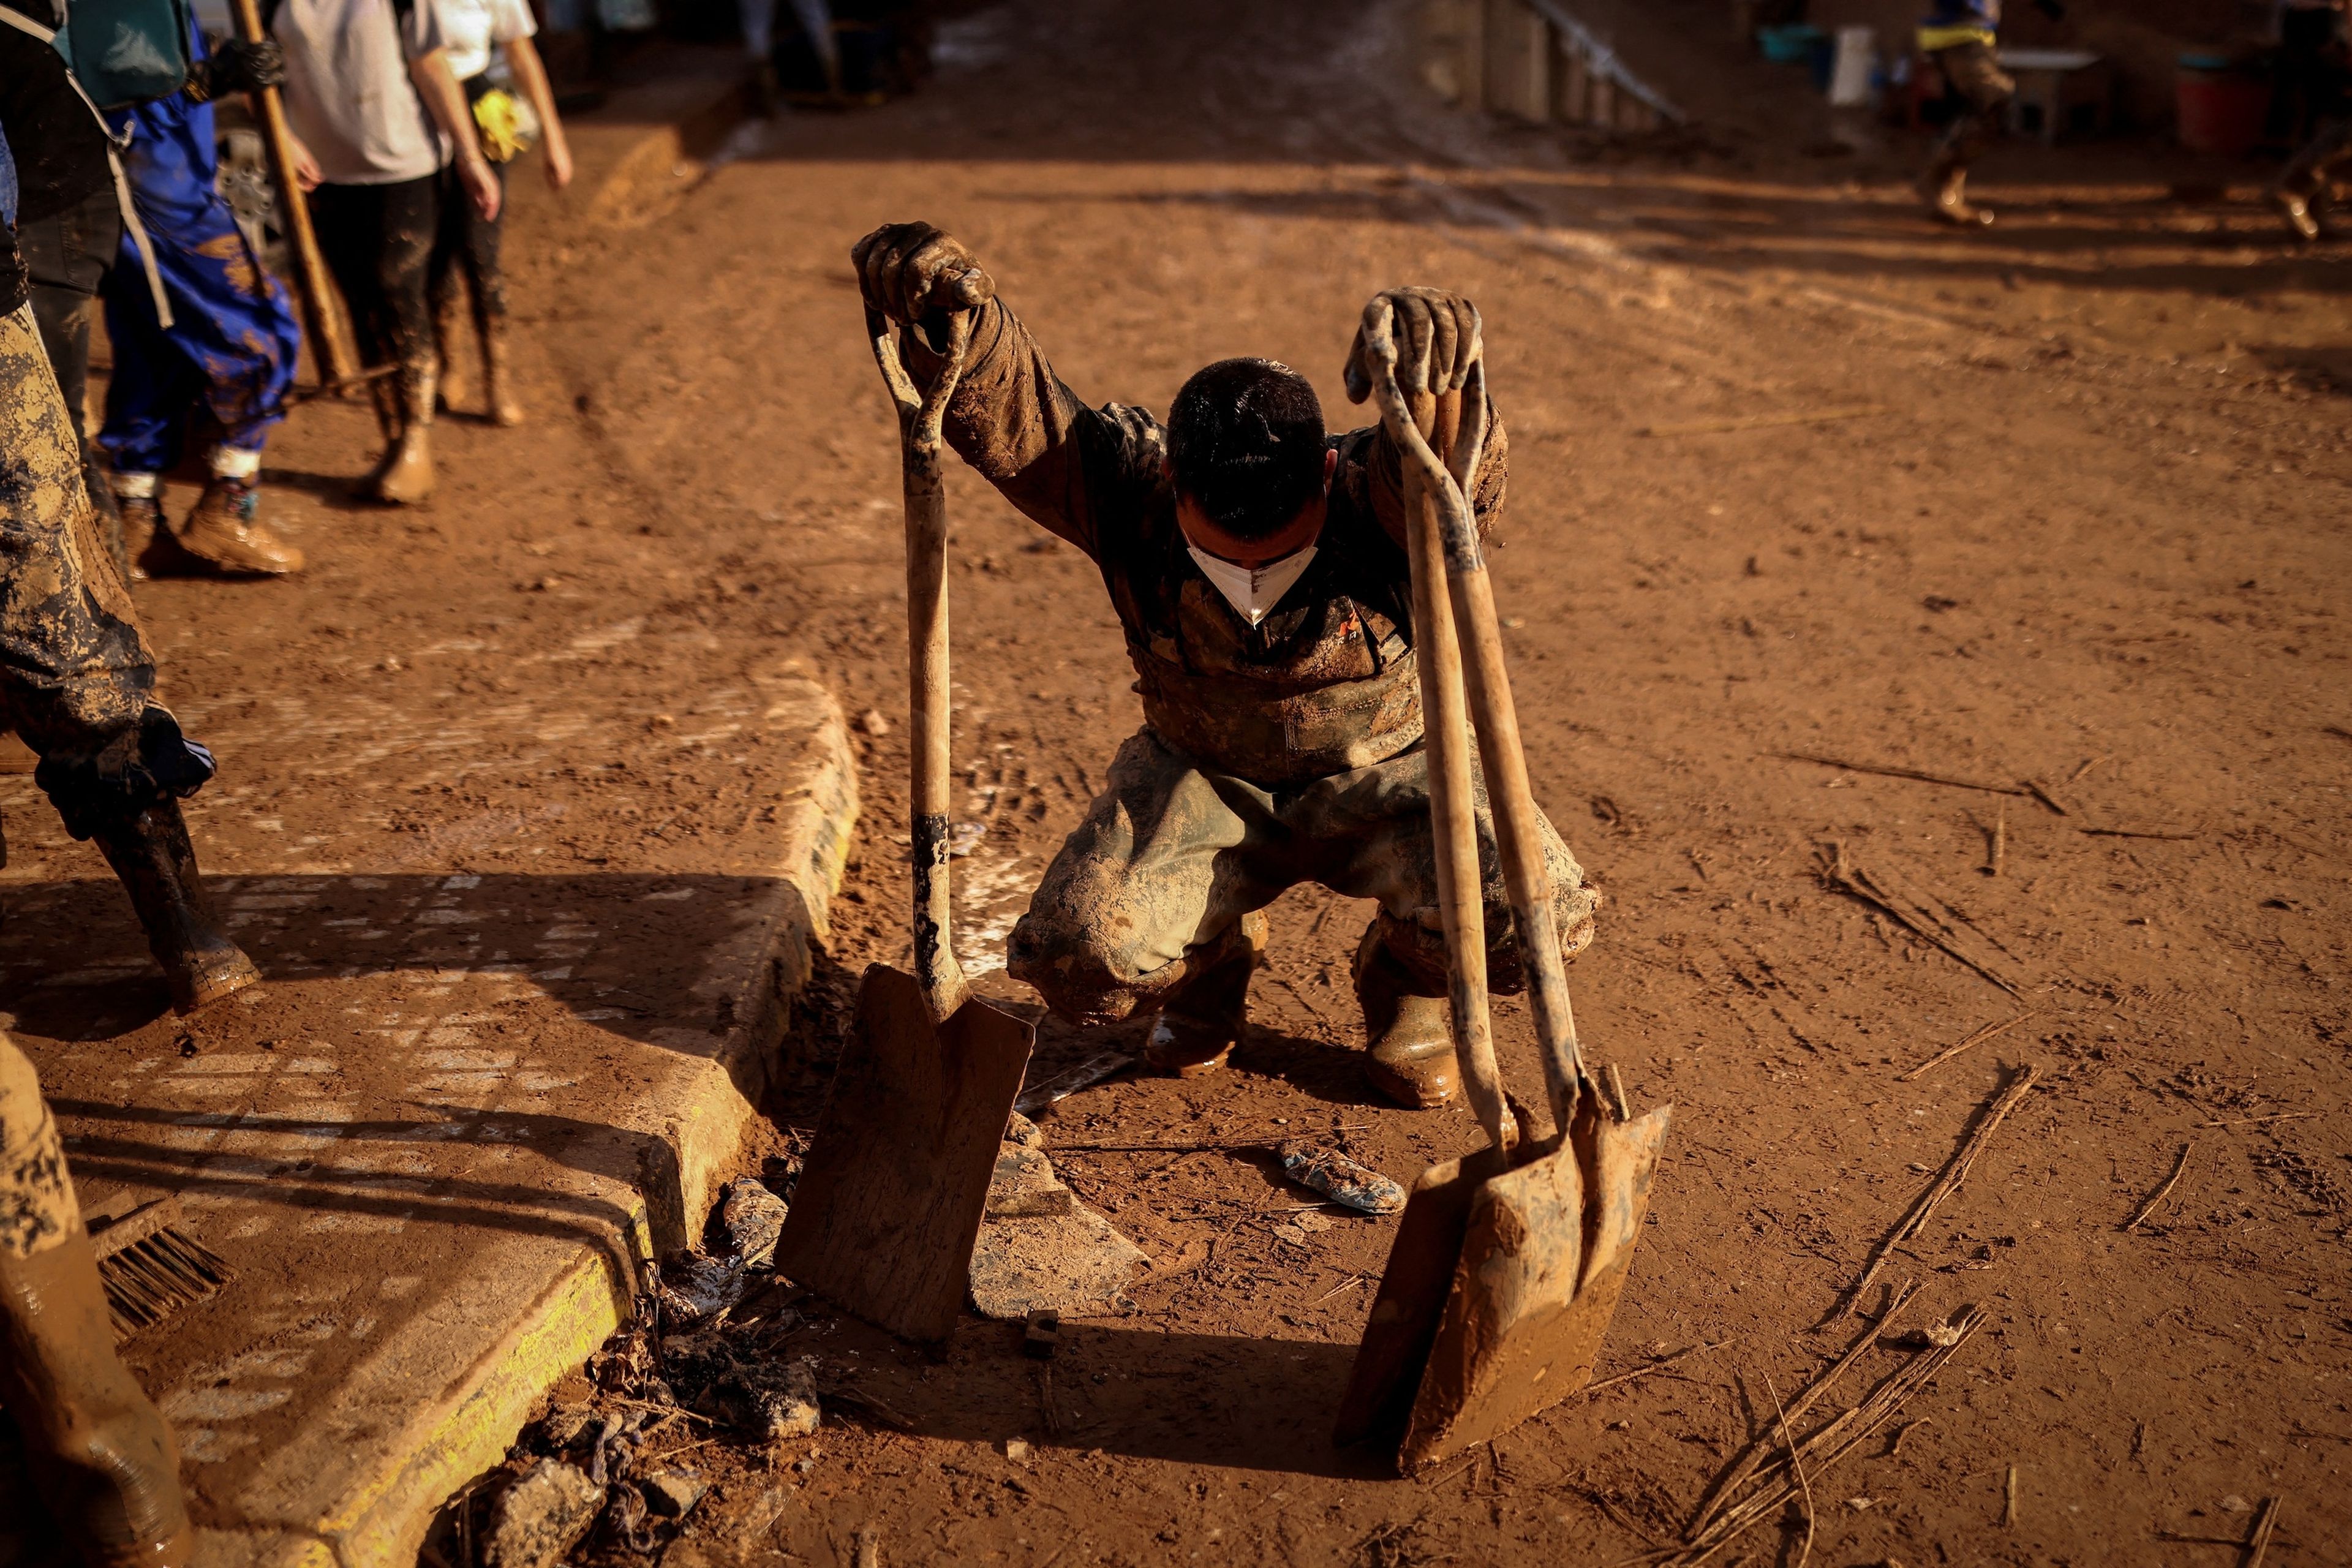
xmin=926 ymin=299 xmax=1507 ymax=790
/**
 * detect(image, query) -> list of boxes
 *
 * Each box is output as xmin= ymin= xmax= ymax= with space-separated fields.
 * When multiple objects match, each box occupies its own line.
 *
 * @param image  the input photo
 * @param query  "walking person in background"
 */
xmin=99 ymin=17 xmax=308 ymax=578
xmin=429 ymin=0 xmax=573 ymax=428
xmin=2270 ymin=0 xmax=2352 ymax=240
xmin=1913 ymin=0 xmax=2064 ymax=227
xmin=271 ymin=0 xmax=501 ymax=504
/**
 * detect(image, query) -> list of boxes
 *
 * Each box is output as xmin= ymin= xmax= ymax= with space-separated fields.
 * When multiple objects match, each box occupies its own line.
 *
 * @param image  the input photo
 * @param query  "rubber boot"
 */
xmin=371 ymin=363 xmax=436 ymax=505
xmin=89 ymin=801 xmax=260 ymax=1014
xmin=116 ymin=492 xmax=171 ymax=582
xmin=2271 ymin=179 xmax=2324 ymax=243
xmin=1142 ymin=910 xmax=1267 ymax=1077
xmin=1920 ymin=156 xmax=1994 ymax=228
xmin=1354 ymin=929 xmax=1457 ymax=1108
xmin=168 ymin=475 xmax=304 ymax=578
xmin=83 ymin=458 xmax=130 ymax=586
xmin=432 ymin=285 xmax=472 ymax=413
xmin=0 ymin=1226 xmax=195 ymax=1568
xmin=481 ymin=315 xmax=524 ymax=428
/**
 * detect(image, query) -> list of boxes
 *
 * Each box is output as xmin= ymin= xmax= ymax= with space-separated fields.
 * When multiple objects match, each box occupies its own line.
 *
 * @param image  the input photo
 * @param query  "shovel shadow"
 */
xmin=821 ymin=1314 xmax=1394 ymax=1480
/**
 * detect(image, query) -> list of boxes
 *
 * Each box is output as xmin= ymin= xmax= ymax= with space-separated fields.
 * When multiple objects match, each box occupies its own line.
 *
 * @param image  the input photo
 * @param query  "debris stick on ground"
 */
xmin=1587 ymin=1339 xmax=1735 ymax=1395
xmin=2122 ymin=1142 xmax=2195 ymax=1232
xmin=2019 ymin=778 xmax=2070 ymax=816
xmin=1898 ymin=1011 xmax=2038 ymax=1083
xmin=1672 ymin=1306 xmax=1988 ymax=1565
xmin=1823 ymin=842 xmax=2027 ymax=998
xmin=1689 ymin=1283 xmax=1919 ymax=1531
xmin=1777 ymin=753 xmax=2027 ymax=798
xmin=2246 ymin=1496 xmax=2282 ymax=1568
xmin=1833 ymin=1067 xmax=2040 ymax=1320
xmin=1983 ymin=804 xmax=2005 ymax=877
xmin=2080 ymin=826 xmax=2198 ymax=841
xmin=1638 ymin=406 xmax=1885 ymax=438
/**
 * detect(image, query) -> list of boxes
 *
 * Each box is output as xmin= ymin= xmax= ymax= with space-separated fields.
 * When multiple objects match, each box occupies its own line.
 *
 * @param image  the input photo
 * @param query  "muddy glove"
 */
xmin=851 ymin=221 xmax=995 ymax=353
xmin=1343 ymin=286 xmax=1482 ymax=404
xmin=185 ymin=39 xmax=285 ymax=102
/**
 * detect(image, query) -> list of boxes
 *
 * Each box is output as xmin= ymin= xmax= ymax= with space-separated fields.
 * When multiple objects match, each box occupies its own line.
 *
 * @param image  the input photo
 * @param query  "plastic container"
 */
xmin=1829 ymin=25 xmax=1877 ymax=105
xmin=2176 ymin=53 xmax=2271 ymax=156
xmin=1757 ymin=23 xmax=1826 ymax=64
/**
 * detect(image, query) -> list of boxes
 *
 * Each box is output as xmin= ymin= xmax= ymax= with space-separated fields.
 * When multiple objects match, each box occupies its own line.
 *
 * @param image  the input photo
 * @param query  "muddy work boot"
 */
xmin=481 ymin=317 xmax=524 ymax=428
xmin=164 ymin=473 xmax=304 ymax=578
xmin=1354 ymin=933 xmax=1457 ymax=1108
xmin=90 ymin=800 xmax=260 ymax=1013
xmin=1142 ymin=911 xmax=1267 ymax=1077
xmin=111 ymin=483 xmax=168 ymax=582
xmin=0 ymin=1224 xmax=195 ymax=1568
xmin=372 ymin=363 xmax=437 ymax=505
xmin=1920 ymin=159 xmax=1994 ymax=228
xmin=432 ymin=288 xmax=472 ymax=413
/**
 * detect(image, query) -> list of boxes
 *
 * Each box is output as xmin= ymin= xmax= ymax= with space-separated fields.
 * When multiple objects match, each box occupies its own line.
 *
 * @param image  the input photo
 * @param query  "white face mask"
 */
xmin=1186 ymin=543 xmax=1318 ymax=628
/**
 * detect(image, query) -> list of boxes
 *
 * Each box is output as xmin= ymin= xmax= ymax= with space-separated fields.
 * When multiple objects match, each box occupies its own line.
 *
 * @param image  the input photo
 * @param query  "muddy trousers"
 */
xmin=0 ymin=1035 xmax=76 ymax=1262
xmin=311 ymin=175 xmax=439 ymax=420
xmin=430 ymin=124 xmax=507 ymax=334
xmin=1927 ymin=41 xmax=2015 ymax=173
xmin=1006 ymin=726 xmax=1597 ymax=1031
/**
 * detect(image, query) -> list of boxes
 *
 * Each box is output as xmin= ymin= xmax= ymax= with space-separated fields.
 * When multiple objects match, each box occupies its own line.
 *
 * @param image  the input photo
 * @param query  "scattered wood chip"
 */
xmin=1834 ymin=1066 xmax=2040 ymax=1319
xmin=2247 ymin=1496 xmax=2282 ymax=1568
xmin=2066 ymin=755 xmax=2107 ymax=784
xmin=1587 ymin=1338 xmax=1734 ymax=1395
xmin=1899 ymin=1011 xmax=2038 ymax=1082
xmin=1982 ymin=804 xmax=2005 ymax=877
xmin=2003 ymin=1464 xmax=2019 ymax=1528
xmin=2080 ymin=826 xmax=2197 ymax=842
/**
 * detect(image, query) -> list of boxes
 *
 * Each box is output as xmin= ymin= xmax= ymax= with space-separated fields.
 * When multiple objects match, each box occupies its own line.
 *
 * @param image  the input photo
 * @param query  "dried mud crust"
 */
xmin=8 ymin=0 xmax=2350 ymax=1562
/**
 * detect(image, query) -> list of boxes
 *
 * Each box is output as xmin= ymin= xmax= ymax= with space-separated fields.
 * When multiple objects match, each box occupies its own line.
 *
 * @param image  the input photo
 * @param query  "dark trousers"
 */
xmin=431 ymin=85 xmax=509 ymax=333
xmin=1928 ymin=40 xmax=2016 ymax=170
xmin=17 ymin=185 xmax=124 ymax=450
xmin=311 ymin=174 xmax=440 ymax=404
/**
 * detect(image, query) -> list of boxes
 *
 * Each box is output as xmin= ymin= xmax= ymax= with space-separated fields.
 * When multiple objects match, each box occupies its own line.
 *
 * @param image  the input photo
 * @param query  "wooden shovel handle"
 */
xmin=225 ymin=0 xmax=360 ymax=387
xmin=869 ymin=306 xmax=977 ymax=1022
xmin=1363 ymin=296 xmax=1594 ymax=1139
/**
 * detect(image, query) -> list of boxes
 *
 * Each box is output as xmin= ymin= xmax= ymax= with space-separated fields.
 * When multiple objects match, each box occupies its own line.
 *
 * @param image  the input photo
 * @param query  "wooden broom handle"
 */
xmin=226 ymin=0 xmax=360 ymax=386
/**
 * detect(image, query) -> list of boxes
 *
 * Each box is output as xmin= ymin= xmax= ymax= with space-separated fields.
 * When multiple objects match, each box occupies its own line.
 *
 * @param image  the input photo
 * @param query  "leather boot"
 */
xmin=1142 ymin=910 xmax=1266 ymax=1077
xmin=164 ymin=476 xmax=303 ymax=578
xmin=1920 ymin=157 xmax=1994 ymax=227
xmin=0 ymin=1225 xmax=195 ymax=1568
xmin=89 ymin=801 xmax=259 ymax=1014
xmin=1354 ymin=929 xmax=1457 ymax=1108
xmin=432 ymin=287 xmax=472 ymax=413
xmin=482 ymin=316 xmax=524 ymax=428
xmin=371 ymin=363 xmax=436 ymax=505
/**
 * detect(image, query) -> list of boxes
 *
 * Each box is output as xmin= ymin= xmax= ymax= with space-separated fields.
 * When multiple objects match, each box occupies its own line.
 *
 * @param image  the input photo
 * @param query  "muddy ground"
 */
xmin=24 ymin=0 xmax=2352 ymax=1561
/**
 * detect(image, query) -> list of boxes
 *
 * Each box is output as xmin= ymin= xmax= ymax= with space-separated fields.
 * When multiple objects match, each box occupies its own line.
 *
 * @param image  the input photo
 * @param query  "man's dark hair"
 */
xmin=1167 ymin=358 xmax=1329 ymax=542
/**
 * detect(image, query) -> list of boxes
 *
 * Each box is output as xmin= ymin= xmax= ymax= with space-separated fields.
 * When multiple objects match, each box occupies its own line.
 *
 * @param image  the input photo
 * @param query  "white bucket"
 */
xmin=1828 ymin=25 xmax=1877 ymax=106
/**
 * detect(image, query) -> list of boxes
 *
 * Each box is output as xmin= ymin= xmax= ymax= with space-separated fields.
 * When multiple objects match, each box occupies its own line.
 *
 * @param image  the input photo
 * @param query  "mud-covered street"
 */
xmin=7 ymin=0 xmax=2350 ymax=1562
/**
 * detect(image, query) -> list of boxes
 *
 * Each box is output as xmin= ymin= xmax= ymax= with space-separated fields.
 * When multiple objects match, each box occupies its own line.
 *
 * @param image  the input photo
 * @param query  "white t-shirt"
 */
xmin=273 ymin=0 xmax=459 ymax=186
xmin=435 ymin=0 xmax=537 ymax=84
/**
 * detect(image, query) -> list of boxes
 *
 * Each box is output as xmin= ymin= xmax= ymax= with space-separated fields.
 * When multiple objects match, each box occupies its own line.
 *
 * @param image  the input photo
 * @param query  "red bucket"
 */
xmin=2176 ymin=56 xmax=2270 ymax=156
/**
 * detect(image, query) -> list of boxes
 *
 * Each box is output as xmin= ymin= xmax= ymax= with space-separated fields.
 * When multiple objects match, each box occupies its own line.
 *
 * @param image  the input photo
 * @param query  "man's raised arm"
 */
xmin=854 ymin=222 xmax=1150 ymax=559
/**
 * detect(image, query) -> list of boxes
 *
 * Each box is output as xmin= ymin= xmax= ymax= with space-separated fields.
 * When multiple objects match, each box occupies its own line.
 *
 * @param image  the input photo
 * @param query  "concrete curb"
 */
xmin=190 ymin=679 xmax=856 ymax=1568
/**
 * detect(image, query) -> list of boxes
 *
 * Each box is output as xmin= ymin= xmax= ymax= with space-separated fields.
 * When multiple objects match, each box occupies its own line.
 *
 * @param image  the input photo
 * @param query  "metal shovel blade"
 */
xmin=773 ymin=961 xmax=1035 ymax=1346
xmin=1398 ymin=1104 xmax=1672 ymax=1469
xmin=1332 ymin=1142 xmax=1511 ymax=1448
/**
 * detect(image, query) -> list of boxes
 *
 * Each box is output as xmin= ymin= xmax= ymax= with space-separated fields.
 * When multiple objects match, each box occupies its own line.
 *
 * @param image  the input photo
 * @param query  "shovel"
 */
xmin=772 ymin=304 xmax=1035 ymax=1347
xmin=1332 ymin=300 xmax=1672 ymax=1469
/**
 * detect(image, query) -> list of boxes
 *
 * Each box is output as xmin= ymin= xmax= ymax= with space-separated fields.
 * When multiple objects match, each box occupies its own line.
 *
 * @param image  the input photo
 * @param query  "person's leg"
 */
xmin=370 ymin=175 xmax=444 ymax=503
xmin=2274 ymin=114 xmax=2352 ymax=241
xmin=0 ymin=304 xmax=258 ymax=1012
xmin=741 ymin=0 xmax=782 ymax=111
xmin=1920 ymin=42 xmax=2015 ymax=227
xmin=1006 ymin=728 xmax=1285 ymax=1075
xmin=19 ymin=190 xmax=129 ymax=579
xmin=309 ymin=181 xmax=401 ymax=442
xmin=0 ymin=1032 xmax=195 ymax=1568
xmin=464 ymin=164 xmax=522 ymax=426
xmin=1308 ymin=746 xmax=1597 ymax=1107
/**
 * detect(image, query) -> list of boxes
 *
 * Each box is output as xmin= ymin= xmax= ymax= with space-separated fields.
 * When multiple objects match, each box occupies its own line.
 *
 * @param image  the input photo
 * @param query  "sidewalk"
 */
xmin=0 ymin=57 xmax=835 ymax=1568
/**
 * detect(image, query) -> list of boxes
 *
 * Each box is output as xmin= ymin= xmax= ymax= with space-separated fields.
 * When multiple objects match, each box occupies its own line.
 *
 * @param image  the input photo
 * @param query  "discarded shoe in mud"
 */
xmin=1279 ymin=1142 xmax=1408 ymax=1215
xmin=720 ymin=1179 xmax=788 ymax=1266
xmin=481 ymin=1459 xmax=601 ymax=1568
